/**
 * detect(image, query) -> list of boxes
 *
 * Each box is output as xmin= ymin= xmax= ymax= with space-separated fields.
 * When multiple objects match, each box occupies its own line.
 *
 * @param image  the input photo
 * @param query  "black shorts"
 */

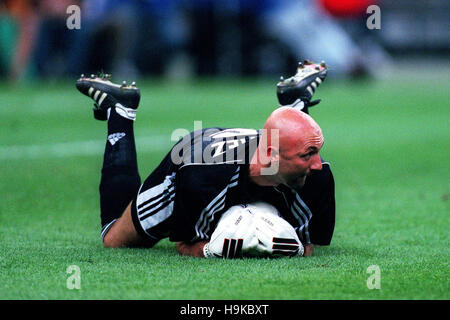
xmin=130 ymin=152 xmax=177 ymax=246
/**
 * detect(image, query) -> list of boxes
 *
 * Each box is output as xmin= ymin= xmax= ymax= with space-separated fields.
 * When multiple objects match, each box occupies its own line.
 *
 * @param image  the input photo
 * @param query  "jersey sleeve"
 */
xmin=306 ymin=163 xmax=336 ymax=245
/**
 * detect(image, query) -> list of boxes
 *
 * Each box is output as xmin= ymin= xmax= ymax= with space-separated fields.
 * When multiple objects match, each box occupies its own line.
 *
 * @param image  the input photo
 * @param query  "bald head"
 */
xmin=250 ymin=107 xmax=324 ymax=188
xmin=263 ymin=107 xmax=323 ymax=152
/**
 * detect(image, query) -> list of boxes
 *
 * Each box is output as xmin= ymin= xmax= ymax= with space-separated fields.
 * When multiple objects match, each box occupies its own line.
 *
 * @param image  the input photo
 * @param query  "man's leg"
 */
xmin=76 ymin=75 xmax=149 ymax=247
xmin=99 ymin=106 xmax=143 ymax=247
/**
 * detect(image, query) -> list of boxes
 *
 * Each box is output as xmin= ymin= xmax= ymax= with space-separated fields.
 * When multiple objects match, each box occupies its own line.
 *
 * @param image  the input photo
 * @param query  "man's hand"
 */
xmin=253 ymin=235 xmax=304 ymax=257
xmin=303 ymin=244 xmax=315 ymax=257
xmin=248 ymin=203 xmax=305 ymax=257
xmin=176 ymin=241 xmax=315 ymax=257
xmin=203 ymin=206 xmax=259 ymax=258
xmin=251 ymin=220 xmax=304 ymax=257
xmin=176 ymin=241 xmax=208 ymax=257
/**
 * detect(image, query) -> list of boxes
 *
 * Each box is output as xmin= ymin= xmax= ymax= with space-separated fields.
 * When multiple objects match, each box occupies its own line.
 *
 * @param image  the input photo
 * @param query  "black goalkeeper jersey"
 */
xmin=131 ymin=128 xmax=335 ymax=246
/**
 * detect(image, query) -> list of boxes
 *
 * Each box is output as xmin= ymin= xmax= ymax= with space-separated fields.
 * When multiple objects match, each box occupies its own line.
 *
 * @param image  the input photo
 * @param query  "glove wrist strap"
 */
xmin=203 ymin=242 xmax=213 ymax=258
xmin=297 ymin=244 xmax=305 ymax=257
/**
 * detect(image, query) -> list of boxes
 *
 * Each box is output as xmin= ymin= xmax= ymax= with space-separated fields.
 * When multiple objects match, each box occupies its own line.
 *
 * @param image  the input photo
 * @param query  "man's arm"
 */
xmin=176 ymin=241 xmax=208 ymax=257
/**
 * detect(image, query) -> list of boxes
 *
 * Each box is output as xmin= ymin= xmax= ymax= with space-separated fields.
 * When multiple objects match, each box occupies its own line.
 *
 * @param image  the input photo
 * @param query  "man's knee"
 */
xmin=101 ymin=202 xmax=145 ymax=248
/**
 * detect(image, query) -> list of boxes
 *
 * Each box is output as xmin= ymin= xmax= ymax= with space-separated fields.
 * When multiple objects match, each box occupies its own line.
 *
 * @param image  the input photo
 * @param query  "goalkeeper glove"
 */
xmin=250 ymin=204 xmax=304 ymax=257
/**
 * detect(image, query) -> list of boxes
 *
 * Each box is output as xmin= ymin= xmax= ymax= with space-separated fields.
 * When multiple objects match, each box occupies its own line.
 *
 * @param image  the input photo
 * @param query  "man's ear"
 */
xmin=267 ymin=146 xmax=279 ymax=163
xmin=260 ymin=146 xmax=280 ymax=176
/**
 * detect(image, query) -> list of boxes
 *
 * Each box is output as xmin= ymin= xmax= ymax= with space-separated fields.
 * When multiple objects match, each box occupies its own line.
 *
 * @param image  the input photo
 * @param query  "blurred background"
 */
xmin=0 ymin=0 xmax=448 ymax=82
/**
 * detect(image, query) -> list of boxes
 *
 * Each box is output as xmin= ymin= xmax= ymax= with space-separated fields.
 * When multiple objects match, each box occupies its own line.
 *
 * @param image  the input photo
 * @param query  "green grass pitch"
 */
xmin=0 ymin=76 xmax=448 ymax=300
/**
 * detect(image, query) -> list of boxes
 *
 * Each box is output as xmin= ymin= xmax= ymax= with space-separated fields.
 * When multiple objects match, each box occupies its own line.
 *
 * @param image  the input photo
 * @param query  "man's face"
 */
xmin=276 ymin=128 xmax=324 ymax=189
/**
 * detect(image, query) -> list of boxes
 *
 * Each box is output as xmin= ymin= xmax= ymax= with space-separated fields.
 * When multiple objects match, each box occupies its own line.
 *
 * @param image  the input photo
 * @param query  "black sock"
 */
xmin=99 ymin=108 xmax=141 ymax=229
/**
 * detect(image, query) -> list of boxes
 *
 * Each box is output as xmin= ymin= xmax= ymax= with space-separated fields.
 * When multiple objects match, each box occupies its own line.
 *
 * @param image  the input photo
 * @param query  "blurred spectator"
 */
xmin=0 ymin=0 xmax=397 ymax=81
xmin=1 ymin=0 xmax=143 ymax=81
xmin=0 ymin=0 xmax=39 ymax=82
xmin=0 ymin=0 xmax=79 ymax=81
xmin=176 ymin=0 xmax=391 ymax=78
xmin=66 ymin=0 xmax=141 ymax=79
xmin=261 ymin=0 xmax=389 ymax=78
xmin=183 ymin=0 xmax=270 ymax=76
xmin=67 ymin=0 xmax=187 ymax=79
xmin=32 ymin=0 xmax=80 ymax=79
xmin=317 ymin=0 xmax=392 ymax=78
xmin=132 ymin=0 xmax=189 ymax=78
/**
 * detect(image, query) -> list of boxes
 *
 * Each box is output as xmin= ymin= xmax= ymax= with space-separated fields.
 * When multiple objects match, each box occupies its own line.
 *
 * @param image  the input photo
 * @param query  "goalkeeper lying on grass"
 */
xmin=75 ymin=60 xmax=335 ymax=258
